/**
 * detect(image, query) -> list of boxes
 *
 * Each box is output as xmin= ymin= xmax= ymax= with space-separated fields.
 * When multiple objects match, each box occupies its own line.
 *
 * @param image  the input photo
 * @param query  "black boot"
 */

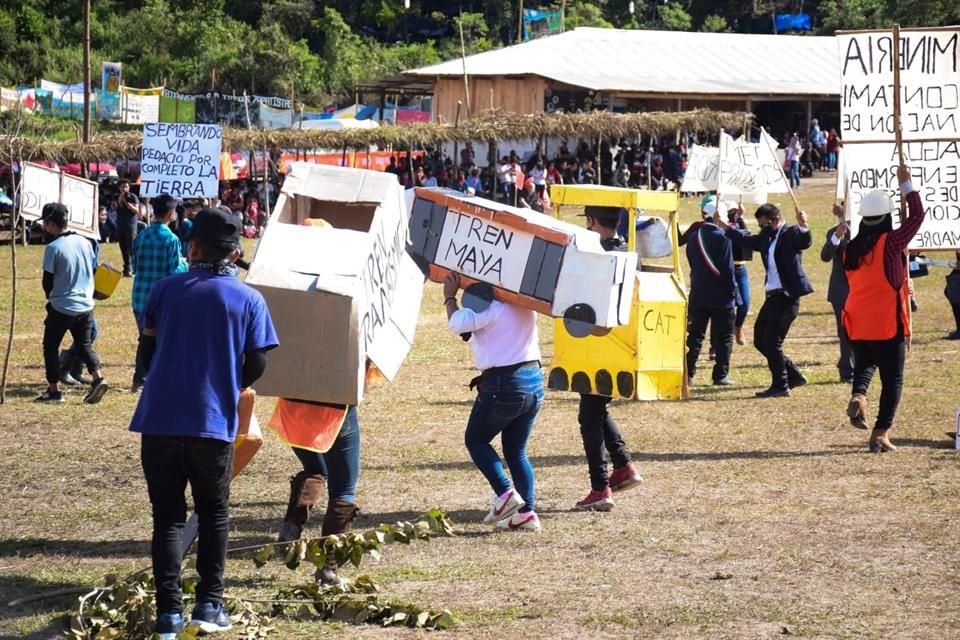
xmin=277 ymin=472 xmax=327 ymax=542
xmin=316 ymin=499 xmax=359 ymax=586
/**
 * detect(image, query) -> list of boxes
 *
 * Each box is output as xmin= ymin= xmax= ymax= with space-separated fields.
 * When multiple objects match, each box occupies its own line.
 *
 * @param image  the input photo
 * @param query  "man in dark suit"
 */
xmin=820 ymin=204 xmax=854 ymax=382
xmin=722 ymin=203 xmax=813 ymax=397
xmin=685 ymin=198 xmax=738 ymax=386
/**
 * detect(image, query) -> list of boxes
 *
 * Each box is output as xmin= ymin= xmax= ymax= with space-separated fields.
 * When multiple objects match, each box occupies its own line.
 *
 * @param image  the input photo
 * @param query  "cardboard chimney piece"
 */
xmin=246 ymin=163 xmax=425 ymax=405
xmin=407 ymin=188 xmax=636 ymax=336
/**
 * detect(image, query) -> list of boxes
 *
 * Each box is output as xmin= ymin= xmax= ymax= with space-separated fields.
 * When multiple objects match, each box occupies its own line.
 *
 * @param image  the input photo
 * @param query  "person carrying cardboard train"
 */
xmin=571 ymin=205 xmax=642 ymax=511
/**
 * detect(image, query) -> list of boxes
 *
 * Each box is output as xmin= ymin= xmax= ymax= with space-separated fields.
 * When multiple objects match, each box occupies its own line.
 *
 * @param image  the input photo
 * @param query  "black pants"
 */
xmin=117 ymin=222 xmax=137 ymax=274
xmin=42 ymin=305 xmax=99 ymax=384
xmin=831 ymin=302 xmax=855 ymax=380
xmin=851 ymin=338 xmax=906 ymax=430
xmin=951 ymin=302 xmax=960 ymax=331
xmin=141 ymin=435 xmax=233 ymax=615
xmin=578 ymin=394 xmax=632 ymax=492
xmin=754 ymin=292 xmax=803 ymax=391
xmin=133 ymin=310 xmax=148 ymax=385
xmin=686 ymin=305 xmax=735 ymax=382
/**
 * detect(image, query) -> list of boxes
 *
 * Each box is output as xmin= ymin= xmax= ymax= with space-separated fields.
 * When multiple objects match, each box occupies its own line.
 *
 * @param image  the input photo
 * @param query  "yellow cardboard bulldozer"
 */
xmin=548 ymin=185 xmax=688 ymax=400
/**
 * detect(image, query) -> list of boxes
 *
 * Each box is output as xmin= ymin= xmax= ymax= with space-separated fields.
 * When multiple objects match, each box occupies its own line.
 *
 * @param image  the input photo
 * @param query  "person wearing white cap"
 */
xmin=836 ymin=163 xmax=924 ymax=452
xmin=684 ymin=197 xmax=738 ymax=387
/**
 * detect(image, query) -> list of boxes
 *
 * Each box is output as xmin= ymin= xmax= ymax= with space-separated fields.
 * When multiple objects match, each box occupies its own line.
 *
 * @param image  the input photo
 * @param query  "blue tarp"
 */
xmin=775 ymin=13 xmax=811 ymax=32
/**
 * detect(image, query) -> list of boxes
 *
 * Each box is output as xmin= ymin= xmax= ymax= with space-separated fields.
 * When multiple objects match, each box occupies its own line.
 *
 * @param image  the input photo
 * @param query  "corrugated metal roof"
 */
xmin=406 ymin=28 xmax=840 ymax=97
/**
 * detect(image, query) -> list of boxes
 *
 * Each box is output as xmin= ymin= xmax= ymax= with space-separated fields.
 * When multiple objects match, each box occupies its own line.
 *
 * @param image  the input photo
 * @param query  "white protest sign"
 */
xmin=838 ymin=28 xmax=960 ymax=249
xmin=140 ymin=123 xmax=222 ymax=198
xmin=680 ymin=144 xmax=719 ymax=192
xmin=433 ymin=209 xmax=535 ymax=291
xmin=20 ymin=162 xmax=60 ymax=220
xmin=718 ymin=131 xmax=790 ymax=195
xmin=21 ymin=163 xmax=98 ymax=239
xmin=61 ymin=173 xmax=99 ymax=233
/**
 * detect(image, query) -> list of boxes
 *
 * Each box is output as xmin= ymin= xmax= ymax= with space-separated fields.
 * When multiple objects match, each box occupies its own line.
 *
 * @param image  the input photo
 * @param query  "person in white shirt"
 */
xmin=722 ymin=203 xmax=813 ymax=397
xmin=443 ymin=273 xmax=544 ymax=531
xmin=529 ymin=160 xmax=547 ymax=197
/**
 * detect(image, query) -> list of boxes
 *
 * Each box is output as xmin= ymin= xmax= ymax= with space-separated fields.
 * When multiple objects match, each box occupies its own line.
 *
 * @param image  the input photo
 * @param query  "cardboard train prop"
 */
xmin=246 ymin=163 xmax=425 ymax=405
xmin=406 ymin=188 xmax=638 ymax=337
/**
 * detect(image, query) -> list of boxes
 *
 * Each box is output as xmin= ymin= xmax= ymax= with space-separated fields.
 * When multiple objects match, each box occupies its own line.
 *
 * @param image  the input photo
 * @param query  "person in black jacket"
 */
xmin=820 ymin=204 xmax=854 ymax=382
xmin=685 ymin=200 xmax=738 ymax=386
xmin=722 ymin=203 xmax=813 ymax=398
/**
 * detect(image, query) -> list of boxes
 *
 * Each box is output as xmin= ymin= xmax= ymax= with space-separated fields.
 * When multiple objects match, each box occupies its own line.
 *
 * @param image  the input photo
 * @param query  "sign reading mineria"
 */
xmin=838 ymin=28 xmax=960 ymax=249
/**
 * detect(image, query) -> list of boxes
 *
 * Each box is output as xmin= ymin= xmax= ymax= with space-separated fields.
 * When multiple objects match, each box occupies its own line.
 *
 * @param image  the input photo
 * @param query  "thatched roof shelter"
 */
xmin=10 ymin=109 xmax=748 ymax=163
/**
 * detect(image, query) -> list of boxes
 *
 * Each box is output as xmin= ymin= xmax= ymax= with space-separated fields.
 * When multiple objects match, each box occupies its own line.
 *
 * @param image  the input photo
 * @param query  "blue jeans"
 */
xmin=292 ymin=406 xmax=360 ymax=503
xmin=827 ymin=151 xmax=837 ymax=170
xmin=789 ymin=160 xmax=801 ymax=188
xmin=464 ymin=363 xmax=543 ymax=513
xmin=734 ymin=264 xmax=750 ymax=328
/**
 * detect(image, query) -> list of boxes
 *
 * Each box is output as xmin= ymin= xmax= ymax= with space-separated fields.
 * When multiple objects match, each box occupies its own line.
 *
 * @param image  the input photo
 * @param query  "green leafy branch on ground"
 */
xmin=253 ymin=507 xmax=455 ymax=572
xmin=65 ymin=509 xmax=456 ymax=639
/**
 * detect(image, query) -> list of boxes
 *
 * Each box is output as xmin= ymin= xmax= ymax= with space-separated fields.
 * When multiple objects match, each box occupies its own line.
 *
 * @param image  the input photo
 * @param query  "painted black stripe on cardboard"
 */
xmin=520 ymin=237 xmax=548 ymax=297
xmin=534 ymin=242 xmax=565 ymax=303
xmin=408 ymin=197 xmax=446 ymax=263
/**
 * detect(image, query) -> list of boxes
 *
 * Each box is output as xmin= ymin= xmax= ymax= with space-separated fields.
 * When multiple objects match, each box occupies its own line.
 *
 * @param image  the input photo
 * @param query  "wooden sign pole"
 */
xmin=891 ymin=23 xmax=913 ymax=343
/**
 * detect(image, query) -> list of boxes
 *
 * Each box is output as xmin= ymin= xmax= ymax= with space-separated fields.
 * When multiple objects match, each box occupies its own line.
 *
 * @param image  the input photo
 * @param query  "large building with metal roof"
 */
xmin=402 ymin=27 xmax=842 ymax=133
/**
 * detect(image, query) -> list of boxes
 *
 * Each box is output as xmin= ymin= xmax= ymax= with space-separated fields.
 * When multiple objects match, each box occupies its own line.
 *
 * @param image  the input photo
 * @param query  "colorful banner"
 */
xmin=121 ymin=86 xmax=163 ymax=124
xmin=523 ymin=8 xmax=563 ymax=41
xmin=101 ymin=62 xmax=122 ymax=92
xmin=96 ymin=90 xmax=120 ymax=120
xmin=159 ymin=95 xmax=196 ymax=123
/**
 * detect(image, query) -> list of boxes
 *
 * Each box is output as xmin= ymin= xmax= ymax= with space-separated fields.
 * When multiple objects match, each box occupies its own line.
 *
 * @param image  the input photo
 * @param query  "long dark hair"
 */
xmin=844 ymin=215 xmax=893 ymax=270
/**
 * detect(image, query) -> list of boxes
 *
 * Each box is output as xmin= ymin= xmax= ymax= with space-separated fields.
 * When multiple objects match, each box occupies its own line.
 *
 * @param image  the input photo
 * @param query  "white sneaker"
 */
xmin=482 ymin=489 xmax=525 ymax=524
xmin=496 ymin=510 xmax=541 ymax=532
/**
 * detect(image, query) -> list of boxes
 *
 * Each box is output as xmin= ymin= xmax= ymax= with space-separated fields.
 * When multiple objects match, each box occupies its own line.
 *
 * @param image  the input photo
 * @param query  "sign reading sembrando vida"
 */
xmin=140 ymin=123 xmax=222 ymax=198
xmin=838 ymin=28 xmax=960 ymax=249
xmin=434 ymin=208 xmax=535 ymax=291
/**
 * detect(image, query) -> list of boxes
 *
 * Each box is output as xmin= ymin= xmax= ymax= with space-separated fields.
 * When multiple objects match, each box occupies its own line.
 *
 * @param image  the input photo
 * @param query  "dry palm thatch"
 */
xmin=13 ymin=109 xmax=750 ymax=162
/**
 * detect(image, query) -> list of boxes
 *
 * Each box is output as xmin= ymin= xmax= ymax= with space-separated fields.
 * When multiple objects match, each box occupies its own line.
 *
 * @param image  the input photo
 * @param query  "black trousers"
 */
xmin=116 ymin=222 xmax=137 ymax=274
xmin=831 ymin=302 xmax=855 ymax=380
xmin=42 ymin=305 xmax=99 ymax=384
xmin=141 ymin=435 xmax=233 ymax=615
xmin=686 ymin=305 xmax=735 ymax=382
xmin=951 ymin=302 xmax=960 ymax=331
xmin=851 ymin=338 xmax=906 ymax=430
xmin=578 ymin=394 xmax=632 ymax=492
xmin=753 ymin=292 xmax=803 ymax=391
xmin=133 ymin=310 xmax=148 ymax=385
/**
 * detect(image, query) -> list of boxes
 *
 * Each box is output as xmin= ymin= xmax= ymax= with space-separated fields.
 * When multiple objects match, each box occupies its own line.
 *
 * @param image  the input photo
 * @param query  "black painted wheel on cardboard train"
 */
xmin=563 ymin=303 xmax=598 ymax=338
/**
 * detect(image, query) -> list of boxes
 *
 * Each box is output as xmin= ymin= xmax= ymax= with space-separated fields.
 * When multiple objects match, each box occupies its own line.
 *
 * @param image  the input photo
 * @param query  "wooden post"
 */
xmin=891 ymin=23 xmax=912 ymax=340
xmin=459 ymin=17 xmax=472 ymax=116
xmin=517 ymin=0 xmax=524 ymax=44
xmin=81 ymin=0 xmax=91 ymax=180
xmin=453 ymin=101 xmax=462 ymax=175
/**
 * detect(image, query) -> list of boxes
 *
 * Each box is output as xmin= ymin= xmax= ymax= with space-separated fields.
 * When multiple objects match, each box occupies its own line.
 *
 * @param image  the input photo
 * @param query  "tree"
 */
xmin=659 ymin=2 xmax=693 ymax=31
xmin=817 ymin=0 xmax=889 ymax=34
xmin=701 ymin=14 xmax=729 ymax=32
xmin=566 ymin=1 xmax=615 ymax=29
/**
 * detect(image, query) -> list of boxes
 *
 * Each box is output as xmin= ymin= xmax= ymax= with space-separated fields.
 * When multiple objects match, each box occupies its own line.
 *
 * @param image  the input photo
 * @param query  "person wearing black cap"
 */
xmin=130 ymin=208 xmax=278 ymax=639
xmin=571 ymin=205 xmax=641 ymax=511
xmin=35 ymin=203 xmax=109 ymax=404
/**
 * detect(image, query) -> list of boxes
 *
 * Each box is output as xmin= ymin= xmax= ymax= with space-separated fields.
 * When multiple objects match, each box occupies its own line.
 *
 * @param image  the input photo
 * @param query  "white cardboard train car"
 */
xmin=406 ymin=188 xmax=636 ymax=336
xmin=246 ymin=163 xmax=425 ymax=405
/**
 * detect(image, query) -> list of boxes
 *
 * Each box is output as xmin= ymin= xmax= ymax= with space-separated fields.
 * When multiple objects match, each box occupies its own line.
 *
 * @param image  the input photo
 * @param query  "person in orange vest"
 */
xmin=837 ymin=163 xmax=924 ymax=452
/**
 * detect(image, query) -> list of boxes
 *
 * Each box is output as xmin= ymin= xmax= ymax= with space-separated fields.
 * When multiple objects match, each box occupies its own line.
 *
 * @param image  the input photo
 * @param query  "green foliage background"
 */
xmin=0 ymin=0 xmax=957 ymax=104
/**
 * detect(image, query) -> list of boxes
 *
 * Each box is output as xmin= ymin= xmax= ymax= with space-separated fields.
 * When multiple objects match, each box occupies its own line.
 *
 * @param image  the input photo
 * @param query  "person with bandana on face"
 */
xmin=838 ymin=163 xmax=924 ymax=453
xmin=720 ymin=203 xmax=813 ymax=398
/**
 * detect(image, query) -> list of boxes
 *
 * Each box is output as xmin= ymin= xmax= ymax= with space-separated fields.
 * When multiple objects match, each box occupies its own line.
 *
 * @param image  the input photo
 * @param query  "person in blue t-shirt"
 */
xmin=36 ymin=203 xmax=108 ymax=404
xmin=129 ymin=208 xmax=278 ymax=640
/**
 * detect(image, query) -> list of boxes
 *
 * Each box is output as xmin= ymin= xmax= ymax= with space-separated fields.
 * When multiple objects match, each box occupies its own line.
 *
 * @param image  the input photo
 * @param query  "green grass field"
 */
xmin=1 ymin=176 xmax=959 ymax=639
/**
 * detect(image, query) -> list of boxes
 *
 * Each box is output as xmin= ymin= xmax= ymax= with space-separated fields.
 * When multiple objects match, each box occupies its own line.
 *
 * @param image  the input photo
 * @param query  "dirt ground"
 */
xmin=1 ymin=175 xmax=959 ymax=639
